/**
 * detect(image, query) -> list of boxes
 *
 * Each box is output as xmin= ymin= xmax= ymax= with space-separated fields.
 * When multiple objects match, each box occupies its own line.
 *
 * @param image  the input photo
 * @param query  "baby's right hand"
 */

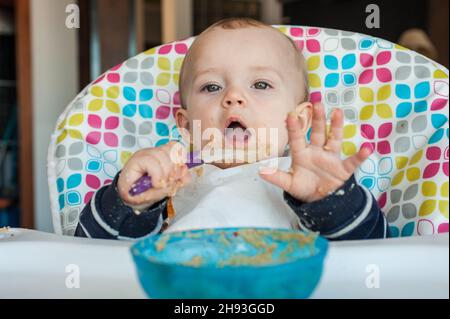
xmin=117 ymin=141 xmax=192 ymax=210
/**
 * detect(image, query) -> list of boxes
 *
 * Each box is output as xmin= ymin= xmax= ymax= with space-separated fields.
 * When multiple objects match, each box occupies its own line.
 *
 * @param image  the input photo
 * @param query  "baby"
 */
xmin=75 ymin=18 xmax=389 ymax=240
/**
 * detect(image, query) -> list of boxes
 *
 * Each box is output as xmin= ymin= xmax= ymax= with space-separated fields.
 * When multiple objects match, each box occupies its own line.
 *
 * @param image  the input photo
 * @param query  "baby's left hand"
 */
xmin=259 ymin=102 xmax=371 ymax=203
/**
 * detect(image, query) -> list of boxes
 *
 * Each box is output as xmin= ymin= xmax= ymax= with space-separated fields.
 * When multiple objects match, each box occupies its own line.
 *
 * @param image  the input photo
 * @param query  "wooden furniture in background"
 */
xmin=15 ymin=0 xmax=34 ymax=228
xmin=96 ymin=0 xmax=133 ymax=73
xmin=79 ymin=0 xmax=138 ymax=89
xmin=428 ymin=0 xmax=449 ymax=68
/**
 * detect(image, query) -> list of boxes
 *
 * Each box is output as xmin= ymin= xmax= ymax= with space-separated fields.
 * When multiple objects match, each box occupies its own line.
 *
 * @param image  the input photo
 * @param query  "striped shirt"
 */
xmin=75 ymin=173 xmax=390 ymax=241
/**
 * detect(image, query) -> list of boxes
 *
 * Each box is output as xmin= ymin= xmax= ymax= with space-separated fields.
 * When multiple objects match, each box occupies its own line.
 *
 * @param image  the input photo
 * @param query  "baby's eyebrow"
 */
xmin=193 ymin=68 xmax=221 ymax=82
xmin=193 ymin=65 xmax=282 ymax=83
xmin=249 ymin=65 xmax=278 ymax=73
xmin=248 ymin=66 xmax=282 ymax=79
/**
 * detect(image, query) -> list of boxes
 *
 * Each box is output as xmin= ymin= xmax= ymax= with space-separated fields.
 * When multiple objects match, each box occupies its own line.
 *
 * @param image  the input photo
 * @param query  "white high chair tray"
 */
xmin=0 ymin=228 xmax=448 ymax=299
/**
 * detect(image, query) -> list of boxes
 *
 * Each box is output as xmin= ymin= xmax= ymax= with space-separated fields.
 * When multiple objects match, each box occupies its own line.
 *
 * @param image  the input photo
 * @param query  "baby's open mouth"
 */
xmin=224 ymin=117 xmax=252 ymax=146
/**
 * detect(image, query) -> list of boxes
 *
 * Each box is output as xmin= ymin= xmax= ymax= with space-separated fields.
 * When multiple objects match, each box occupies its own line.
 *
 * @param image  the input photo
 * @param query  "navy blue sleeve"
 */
xmin=75 ymin=172 xmax=168 ymax=240
xmin=284 ymin=175 xmax=390 ymax=241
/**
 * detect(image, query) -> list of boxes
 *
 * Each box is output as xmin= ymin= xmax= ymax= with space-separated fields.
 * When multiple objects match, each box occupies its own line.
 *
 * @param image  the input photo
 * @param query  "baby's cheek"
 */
xmin=194 ymin=110 xmax=218 ymax=128
xmin=266 ymin=122 xmax=288 ymax=156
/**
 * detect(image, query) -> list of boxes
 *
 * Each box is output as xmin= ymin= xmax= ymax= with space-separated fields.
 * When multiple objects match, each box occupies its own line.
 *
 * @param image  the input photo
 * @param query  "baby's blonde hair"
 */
xmin=178 ymin=17 xmax=310 ymax=109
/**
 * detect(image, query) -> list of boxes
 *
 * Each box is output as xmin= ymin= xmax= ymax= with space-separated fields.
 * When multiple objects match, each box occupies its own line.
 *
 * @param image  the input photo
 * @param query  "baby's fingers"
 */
xmin=324 ymin=108 xmax=344 ymax=154
xmin=286 ymin=112 xmax=307 ymax=162
xmin=259 ymin=167 xmax=293 ymax=193
xmin=179 ymin=165 xmax=193 ymax=186
xmin=118 ymin=154 xmax=169 ymax=203
xmin=173 ymin=164 xmax=192 ymax=185
xmin=342 ymin=147 xmax=372 ymax=175
xmin=310 ymin=103 xmax=327 ymax=147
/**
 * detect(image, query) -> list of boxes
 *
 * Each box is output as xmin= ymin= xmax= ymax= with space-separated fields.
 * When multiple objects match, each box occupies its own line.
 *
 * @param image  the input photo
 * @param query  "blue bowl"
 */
xmin=130 ymin=227 xmax=328 ymax=299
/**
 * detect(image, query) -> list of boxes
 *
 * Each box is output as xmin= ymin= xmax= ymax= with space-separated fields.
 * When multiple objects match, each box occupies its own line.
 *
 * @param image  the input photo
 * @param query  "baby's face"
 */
xmin=177 ymin=27 xmax=310 ymax=166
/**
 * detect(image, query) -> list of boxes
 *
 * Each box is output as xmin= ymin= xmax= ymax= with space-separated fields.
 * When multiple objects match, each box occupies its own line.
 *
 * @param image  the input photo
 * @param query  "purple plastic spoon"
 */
xmin=128 ymin=151 xmax=203 ymax=196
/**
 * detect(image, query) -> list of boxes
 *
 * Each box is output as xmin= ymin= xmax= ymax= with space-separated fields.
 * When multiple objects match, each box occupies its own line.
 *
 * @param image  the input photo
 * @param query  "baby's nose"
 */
xmin=224 ymin=98 xmax=244 ymax=106
xmin=222 ymin=86 xmax=246 ymax=108
xmin=223 ymin=92 xmax=245 ymax=108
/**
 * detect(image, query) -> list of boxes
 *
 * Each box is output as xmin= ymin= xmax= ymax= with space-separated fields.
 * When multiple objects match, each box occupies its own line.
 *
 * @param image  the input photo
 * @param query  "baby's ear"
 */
xmin=176 ymin=108 xmax=189 ymax=128
xmin=175 ymin=108 xmax=191 ymax=142
xmin=294 ymin=102 xmax=313 ymax=133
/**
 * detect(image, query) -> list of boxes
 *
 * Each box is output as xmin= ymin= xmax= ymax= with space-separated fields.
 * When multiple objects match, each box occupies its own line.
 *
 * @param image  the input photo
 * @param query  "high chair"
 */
xmin=48 ymin=26 xmax=449 ymax=237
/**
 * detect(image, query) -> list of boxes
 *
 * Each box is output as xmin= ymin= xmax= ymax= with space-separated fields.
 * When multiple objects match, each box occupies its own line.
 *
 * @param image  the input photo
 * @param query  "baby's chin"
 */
xmin=208 ymin=153 xmax=259 ymax=169
xmin=207 ymin=147 xmax=284 ymax=169
xmin=211 ymin=162 xmax=248 ymax=169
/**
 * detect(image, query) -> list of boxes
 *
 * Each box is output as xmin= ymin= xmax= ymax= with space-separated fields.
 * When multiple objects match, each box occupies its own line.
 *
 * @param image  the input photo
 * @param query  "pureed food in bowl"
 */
xmin=131 ymin=228 xmax=328 ymax=299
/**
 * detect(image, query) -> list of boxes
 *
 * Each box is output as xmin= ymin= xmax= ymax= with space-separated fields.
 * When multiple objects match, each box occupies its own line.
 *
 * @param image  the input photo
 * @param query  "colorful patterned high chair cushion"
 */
xmin=48 ymin=26 xmax=449 ymax=237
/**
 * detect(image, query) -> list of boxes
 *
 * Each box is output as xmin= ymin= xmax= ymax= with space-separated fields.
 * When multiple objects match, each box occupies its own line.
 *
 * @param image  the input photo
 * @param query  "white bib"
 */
xmin=165 ymin=157 xmax=301 ymax=233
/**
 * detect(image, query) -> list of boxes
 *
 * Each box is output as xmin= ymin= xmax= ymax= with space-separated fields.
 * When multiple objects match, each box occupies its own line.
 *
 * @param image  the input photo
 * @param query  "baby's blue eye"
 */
xmin=201 ymin=84 xmax=221 ymax=92
xmin=252 ymin=81 xmax=271 ymax=90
